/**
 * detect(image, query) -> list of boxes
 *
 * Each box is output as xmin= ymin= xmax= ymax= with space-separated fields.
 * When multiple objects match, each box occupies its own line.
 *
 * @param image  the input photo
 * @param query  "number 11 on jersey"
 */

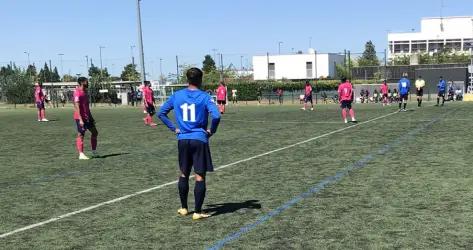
xmin=180 ymin=103 xmax=196 ymax=122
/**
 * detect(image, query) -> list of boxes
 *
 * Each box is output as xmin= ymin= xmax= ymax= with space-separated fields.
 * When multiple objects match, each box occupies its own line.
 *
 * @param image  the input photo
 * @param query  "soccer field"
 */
xmin=1 ymin=102 xmax=472 ymax=249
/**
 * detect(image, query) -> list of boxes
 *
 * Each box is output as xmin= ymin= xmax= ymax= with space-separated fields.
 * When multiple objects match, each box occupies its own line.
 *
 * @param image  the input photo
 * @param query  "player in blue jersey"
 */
xmin=398 ymin=73 xmax=411 ymax=112
xmin=158 ymin=68 xmax=221 ymax=220
xmin=436 ymin=76 xmax=447 ymax=106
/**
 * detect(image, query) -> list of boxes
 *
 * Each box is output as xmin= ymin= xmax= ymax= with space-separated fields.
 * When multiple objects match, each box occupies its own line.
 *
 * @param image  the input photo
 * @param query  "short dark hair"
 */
xmin=341 ymin=77 xmax=347 ymax=82
xmin=144 ymin=81 xmax=151 ymax=86
xmin=78 ymin=77 xmax=88 ymax=85
xmin=305 ymin=80 xmax=310 ymax=84
xmin=186 ymin=68 xmax=203 ymax=86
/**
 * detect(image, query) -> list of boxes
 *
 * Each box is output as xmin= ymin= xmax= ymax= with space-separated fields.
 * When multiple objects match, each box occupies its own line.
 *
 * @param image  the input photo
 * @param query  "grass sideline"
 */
xmin=1 ymin=102 xmax=472 ymax=249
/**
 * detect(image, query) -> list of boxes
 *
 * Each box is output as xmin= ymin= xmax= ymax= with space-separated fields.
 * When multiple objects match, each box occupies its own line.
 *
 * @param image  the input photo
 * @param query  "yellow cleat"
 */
xmin=192 ymin=213 xmax=211 ymax=220
xmin=177 ymin=208 xmax=189 ymax=216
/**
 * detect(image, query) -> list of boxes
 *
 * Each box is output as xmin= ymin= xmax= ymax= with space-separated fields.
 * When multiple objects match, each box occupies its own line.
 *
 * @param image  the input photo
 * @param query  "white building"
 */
xmin=252 ymin=50 xmax=344 ymax=80
xmin=388 ymin=16 xmax=473 ymax=59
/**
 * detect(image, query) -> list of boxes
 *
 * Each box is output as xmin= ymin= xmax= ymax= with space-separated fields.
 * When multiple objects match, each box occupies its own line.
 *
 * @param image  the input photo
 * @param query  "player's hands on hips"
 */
xmin=206 ymin=129 xmax=213 ymax=137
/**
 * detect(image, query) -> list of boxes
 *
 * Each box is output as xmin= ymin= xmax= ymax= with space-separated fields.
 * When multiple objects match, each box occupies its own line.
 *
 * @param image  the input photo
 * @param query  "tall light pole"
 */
xmin=309 ymin=37 xmax=312 ymax=48
xmin=99 ymin=46 xmax=105 ymax=71
xmin=85 ymin=55 xmax=89 ymax=74
xmin=130 ymin=45 xmax=136 ymax=65
xmin=24 ymin=51 xmax=30 ymax=66
xmin=159 ymin=58 xmax=163 ymax=83
xmin=176 ymin=55 xmax=180 ymax=84
xmin=58 ymin=53 xmax=64 ymax=77
xmin=240 ymin=55 xmax=244 ymax=71
xmin=278 ymin=41 xmax=283 ymax=55
xmin=136 ymin=0 xmax=146 ymax=84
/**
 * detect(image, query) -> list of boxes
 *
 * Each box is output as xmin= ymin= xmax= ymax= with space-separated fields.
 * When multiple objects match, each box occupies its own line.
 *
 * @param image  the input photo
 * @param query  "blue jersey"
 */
xmin=158 ymin=88 xmax=221 ymax=143
xmin=438 ymin=80 xmax=446 ymax=92
xmin=398 ymin=78 xmax=411 ymax=95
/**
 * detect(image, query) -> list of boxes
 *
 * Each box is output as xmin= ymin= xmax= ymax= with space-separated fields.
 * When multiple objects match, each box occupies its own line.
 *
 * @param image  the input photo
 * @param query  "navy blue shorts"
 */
xmin=438 ymin=91 xmax=445 ymax=97
xmin=36 ymin=101 xmax=45 ymax=109
xmin=146 ymin=104 xmax=156 ymax=115
xmin=75 ymin=119 xmax=96 ymax=135
xmin=400 ymin=94 xmax=408 ymax=101
xmin=340 ymin=100 xmax=352 ymax=109
xmin=304 ymin=95 xmax=313 ymax=103
xmin=178 ymin=139 xmax=213 ymax=176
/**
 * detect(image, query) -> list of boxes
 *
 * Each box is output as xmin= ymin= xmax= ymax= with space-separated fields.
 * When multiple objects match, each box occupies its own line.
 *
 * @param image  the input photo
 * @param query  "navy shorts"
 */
xmin=340 ymin=100 xmax=352 ymax=109
xmin=178 ymin=139 xmax=213 ymax=176
xmin=36 ymin=101 xmax=45 ymax=109
xmin=146 ymin=104 xmax=156 ymax=115
xmin=400 ymin=94 xmax=408 ymax=101
xmin=438 ymin=91 xmax=445 ymax=97
xmin=304 ymin=95 xmax=313 ymax=103
xmin=217 ymin=100 xmax=226 ymax=105
xmin=75 ymin=119 xmax=96 ymax=135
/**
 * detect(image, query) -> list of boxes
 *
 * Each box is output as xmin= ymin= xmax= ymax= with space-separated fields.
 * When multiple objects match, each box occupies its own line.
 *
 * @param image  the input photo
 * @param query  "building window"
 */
xmin=306 ymin=62 xmax=313 ymax=78
xmin=411 ymin=40 xmax=427 ymax=53
xmin=445 ymin=39 xmax=462 ymax=51
xmin=393 ymin=41 xmax=409 ymax=53
xmin=463 ymin=39 xmax=473 ymax=51
xmin=389 ymin=41 xmax=394 ymax=53
xmin=268 ymin=63 xmax=275 ymax=79
xmin=428 ymin=39 xmax=444 ymax=52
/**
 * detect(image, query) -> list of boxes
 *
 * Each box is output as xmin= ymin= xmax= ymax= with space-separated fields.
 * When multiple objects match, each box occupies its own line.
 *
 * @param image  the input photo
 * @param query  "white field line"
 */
xmin=0 ymin=111 xmax=398 ymax=239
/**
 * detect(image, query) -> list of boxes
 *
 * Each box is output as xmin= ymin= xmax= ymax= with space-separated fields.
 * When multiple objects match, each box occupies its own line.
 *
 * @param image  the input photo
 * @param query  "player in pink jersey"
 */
xmin=338 ymin=78 xmax=356 ymax=123
xmin=216 ymin=81 xmax=227 ymax=114
xmin=143 ymin=81 xmax=157 ymax=126
xmin=380 ymin=80 xmax=389 ymax=106
xmin=34 ymin=82 xmax=48 ymax=122
xmin=301 ymin=81 xmax=314 ymax=111
xmin=74 ymin=77 xmax=99 ymax=160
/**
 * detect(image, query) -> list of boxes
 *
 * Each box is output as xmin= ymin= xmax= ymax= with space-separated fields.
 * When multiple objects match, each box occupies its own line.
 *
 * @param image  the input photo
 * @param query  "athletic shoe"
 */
xmin=352 ymin=118 xmax=357 ymax=122
xmin=38 ymin=119 xmax=41 ymax=122
xmin=177 ymin=208 xmax=189 ymax=216
xmin=192 ymin=213 xmax=211 ymax=220
xmin=79 ymin=153 xmax=90 ymax=160
xmin=344 ymin=119 xmax=348 ymax=124
xmin=150 ymin=123 xmax=158 ymax=127
xmin=300 ymin=108 xmax=306 ymax=111
xmin=91 ymin=151 xmax=100 ymax=158
xmin=41 ymin=118 xmax=49 ymax=122
xmin=310 ymin=108 xmax=314 ymax=111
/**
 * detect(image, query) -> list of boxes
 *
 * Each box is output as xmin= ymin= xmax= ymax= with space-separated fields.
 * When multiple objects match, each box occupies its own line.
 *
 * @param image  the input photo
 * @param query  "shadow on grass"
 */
xmin=97 ymin=153 xmax=130 ymax=159
xmin=204 ymin=200 xmax=262 ymax=217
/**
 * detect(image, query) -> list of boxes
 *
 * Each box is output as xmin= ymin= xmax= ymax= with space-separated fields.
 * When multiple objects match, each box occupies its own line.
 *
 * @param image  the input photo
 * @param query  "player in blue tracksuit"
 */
xmin=436 ymin=76 xmax=447 ymax=106
xmin=158 ymin=67 xmax=221 ymax=220
xmin=398 ymin=73 xmax=411 ymax=112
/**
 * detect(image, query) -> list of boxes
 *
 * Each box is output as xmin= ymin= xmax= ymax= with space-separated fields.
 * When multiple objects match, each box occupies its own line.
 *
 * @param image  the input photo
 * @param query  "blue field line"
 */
xmin=207 ymin=118 xmax=439 ymax=250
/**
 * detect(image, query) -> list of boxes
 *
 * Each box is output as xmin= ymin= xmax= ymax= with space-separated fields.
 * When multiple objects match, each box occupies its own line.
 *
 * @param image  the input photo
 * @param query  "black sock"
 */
xmin=442 ymin=98 xmax=445 ymax=105
xmin=399 ymin=102 xmax=402 ymax=109
xmin=194 ymin=180 xmax=206 ymax=213
xmin=404 ymin=103 xmax=407 ymax=109
xmin=178 ymin=176 xmax=189 ymax=209
xmin=437 ymin=98 xmax=440 ymax=105
xmin=419 ymin=100 xmax=422 ymax=106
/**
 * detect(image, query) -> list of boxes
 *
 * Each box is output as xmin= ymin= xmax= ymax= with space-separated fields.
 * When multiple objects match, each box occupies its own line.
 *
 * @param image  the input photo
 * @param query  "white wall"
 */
xmin=252 ymin=53 xmax=344 ymax=80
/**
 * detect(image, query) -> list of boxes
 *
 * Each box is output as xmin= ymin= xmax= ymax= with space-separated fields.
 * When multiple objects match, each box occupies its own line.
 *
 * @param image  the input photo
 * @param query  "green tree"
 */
xmin=120 ymin=63 xmax=140 ymax=81
xmin=1 ymin=70 xmax=34 ymax=107
xmin=62 ymin=74 xmax=78 ymax=82
xmin=26 ymin=64 xmax=37 ymax=80
xmin=38 ymin=63 xmax=51 ymax=83
xmin=202 ymin=55 xmax=217 ymax=74
xmin=51 ymin=67 xmax=61 ymax=82
xmin=358 ymin=41 xmax=380 ymax=66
